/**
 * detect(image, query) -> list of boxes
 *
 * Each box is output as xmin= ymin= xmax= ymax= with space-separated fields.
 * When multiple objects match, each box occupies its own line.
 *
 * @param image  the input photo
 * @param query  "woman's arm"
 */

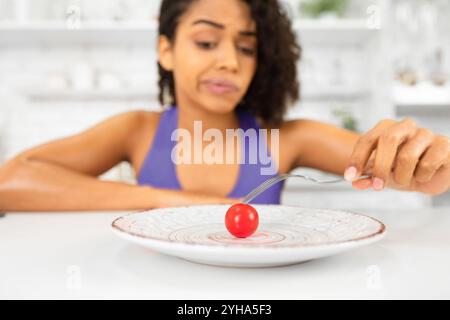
xmin=286 ymin=118 xmax=450 ymax=196
xmin=0 ymin=111 xmax=236 ymax=212
xmin=0 ymin=158 xmax=154 ymax=211
xmin=284 ymin=119 xmax=360 ymax=176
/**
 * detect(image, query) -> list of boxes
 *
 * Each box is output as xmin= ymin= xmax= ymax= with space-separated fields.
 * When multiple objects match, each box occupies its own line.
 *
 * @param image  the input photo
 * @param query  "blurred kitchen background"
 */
xmin=0 ymin=0 xmax=449 ymax=210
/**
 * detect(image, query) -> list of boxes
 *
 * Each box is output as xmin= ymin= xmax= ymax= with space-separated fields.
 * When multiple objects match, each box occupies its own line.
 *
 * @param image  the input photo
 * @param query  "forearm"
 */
xmin=0 ymin=159 xmax=237 ymax=212
xmin=294 ymin=120 xmax=361 ymax=175
xmin=0 ymin=159 xmax=162 ymax=212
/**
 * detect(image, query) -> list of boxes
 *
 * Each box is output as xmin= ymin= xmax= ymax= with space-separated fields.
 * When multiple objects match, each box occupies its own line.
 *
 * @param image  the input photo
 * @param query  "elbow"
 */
xmin=0 ymin=158 xmax=28 ymax=211
xmin=0 ymin=156 xmax=29 ymax=192
xmin=0 ymin=163 xmax=12 ymax=210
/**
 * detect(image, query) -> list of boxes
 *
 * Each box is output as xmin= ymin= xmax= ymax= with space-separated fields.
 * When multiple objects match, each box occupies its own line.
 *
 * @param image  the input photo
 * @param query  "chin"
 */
xmin=199 ymin=96 xmax=241 ymax=114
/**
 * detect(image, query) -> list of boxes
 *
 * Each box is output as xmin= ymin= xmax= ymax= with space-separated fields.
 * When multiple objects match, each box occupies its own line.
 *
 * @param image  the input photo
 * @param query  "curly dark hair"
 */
xmin=158 ymin=0 xmax=301 ymax=126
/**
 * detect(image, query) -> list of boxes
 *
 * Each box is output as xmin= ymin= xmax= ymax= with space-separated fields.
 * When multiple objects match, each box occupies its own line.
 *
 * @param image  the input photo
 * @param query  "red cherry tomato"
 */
xmin=225 ymin=203 xmax=259 ymax=238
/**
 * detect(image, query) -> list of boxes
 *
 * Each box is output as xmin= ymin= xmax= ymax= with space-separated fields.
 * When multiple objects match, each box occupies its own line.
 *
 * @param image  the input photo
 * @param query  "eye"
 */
xmin=196 ymin=41 xmax=217 ymax=50
xmin=238 ymin=46 xmax=256 ymax=56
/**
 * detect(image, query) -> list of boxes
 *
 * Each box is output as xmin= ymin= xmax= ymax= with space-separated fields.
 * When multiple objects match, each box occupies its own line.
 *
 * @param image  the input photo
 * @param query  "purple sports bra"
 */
xmin=137 ymin=106 xmax=284 ymax=204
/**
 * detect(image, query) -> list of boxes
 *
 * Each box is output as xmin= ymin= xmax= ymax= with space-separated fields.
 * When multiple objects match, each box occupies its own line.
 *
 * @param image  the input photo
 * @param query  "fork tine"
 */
xmin=242 ymin=175 xmax=287 ymax=203
xmin=242 ymin=179 xmax=276 ymax=202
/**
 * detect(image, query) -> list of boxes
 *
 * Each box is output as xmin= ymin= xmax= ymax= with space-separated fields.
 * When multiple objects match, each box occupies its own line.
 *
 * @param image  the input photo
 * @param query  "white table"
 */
xmin=1 ymin=207 xmax=449 ymax=300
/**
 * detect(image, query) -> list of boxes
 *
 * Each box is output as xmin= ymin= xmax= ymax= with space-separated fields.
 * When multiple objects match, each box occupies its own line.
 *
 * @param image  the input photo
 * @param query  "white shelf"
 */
xmin=0 ymin=20 xmax=159 ymax=46
xmin=302 ymin=86 xmax=370 ymax=101
xmin=294 ymin=19 xmax=380 ymax=46
xmin=0 ymin=19 xmax=380 ymax=46
xmin=394 ymin=82 xmax=450 ymax=116
xmin=295 ymin=19 xmax=378 ymax=30
xmin=394 ymin=82 xmax=450 ymax=106
xmin=20 ymin=87 xmax=369 ymax=103
xmin=20 ymin=87 xmax=158 ymax=101
xmin=396 ymin=104 xmax=450 ymax=116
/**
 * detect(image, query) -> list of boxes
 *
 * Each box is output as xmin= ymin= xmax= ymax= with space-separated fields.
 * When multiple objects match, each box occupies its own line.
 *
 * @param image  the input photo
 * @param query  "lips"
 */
xmin=202 ymin=78 xmax=239 ymax=94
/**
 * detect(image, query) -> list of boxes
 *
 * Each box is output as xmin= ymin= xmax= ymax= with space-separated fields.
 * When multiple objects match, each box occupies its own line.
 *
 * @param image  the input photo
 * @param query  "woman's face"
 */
xmin=159 ymin=0 xmax=258 ymax=115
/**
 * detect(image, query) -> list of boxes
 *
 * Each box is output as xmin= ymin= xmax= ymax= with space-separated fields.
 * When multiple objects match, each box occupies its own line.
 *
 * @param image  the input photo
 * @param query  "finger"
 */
xmin=352 ymin=177 xmax=372 ymax=190
xmin=372 ymin=118 xmax=418 ymax=190
xmin=345 ymin=119 xmax=396 ymax=181
xmin=393 ymin=128 xmax=435 ymax=186
xmin=413 ymin=162 xmax=450 ymax=195
xmin=362 ymin=151 xmax=376 ymax=175
xmin=414 ymin=135 xmax=450 ymax=183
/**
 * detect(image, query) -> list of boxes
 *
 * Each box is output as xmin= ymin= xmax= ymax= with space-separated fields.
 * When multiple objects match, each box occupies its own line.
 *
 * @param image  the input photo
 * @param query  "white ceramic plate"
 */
xmin=112 ymin=205 xmax=386 ymax=268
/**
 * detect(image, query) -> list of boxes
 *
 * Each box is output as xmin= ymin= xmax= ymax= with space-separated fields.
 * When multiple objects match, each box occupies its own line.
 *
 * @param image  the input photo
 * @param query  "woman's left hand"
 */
xmin=344 ymin=118 xmax=450 ymax=196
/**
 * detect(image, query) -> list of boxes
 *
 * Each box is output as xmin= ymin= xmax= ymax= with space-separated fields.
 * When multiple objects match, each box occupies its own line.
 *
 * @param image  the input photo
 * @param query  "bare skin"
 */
xmin=0 ymin=111 xmax=240 ymax=212
xmin=0 ymin=0 xmax=448 ymax=212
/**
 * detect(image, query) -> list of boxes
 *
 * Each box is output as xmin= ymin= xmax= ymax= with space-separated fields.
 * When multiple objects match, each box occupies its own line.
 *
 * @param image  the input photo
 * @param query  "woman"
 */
xmin=0 ymin=0 xmax=448 ymax=212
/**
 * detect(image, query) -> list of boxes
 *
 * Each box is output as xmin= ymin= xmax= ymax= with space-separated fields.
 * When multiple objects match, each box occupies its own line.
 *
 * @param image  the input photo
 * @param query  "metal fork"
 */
xmin=241 ymin=173 xmax=370 ymax=204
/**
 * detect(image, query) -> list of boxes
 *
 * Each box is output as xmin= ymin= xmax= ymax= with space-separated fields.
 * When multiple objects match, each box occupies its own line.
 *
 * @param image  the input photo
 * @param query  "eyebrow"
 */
xmin=192 ymin=19 xmax=257 ymax=37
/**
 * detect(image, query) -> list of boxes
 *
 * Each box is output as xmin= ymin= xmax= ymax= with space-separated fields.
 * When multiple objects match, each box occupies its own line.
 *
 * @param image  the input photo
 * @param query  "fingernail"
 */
xmin=373 ymin=178 xmax=384 ymax=190
xmin=344 ymin=166 xmax=357 ymax=181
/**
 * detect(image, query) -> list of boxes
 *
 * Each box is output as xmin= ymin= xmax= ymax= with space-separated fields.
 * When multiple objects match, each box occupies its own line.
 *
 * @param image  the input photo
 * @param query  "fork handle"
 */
xmin=242 ymin=174 xmax=371 ymax=204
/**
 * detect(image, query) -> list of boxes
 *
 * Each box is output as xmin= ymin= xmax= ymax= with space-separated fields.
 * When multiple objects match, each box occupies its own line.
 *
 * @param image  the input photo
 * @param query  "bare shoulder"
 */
xmin=2 ymin=109 xmax=164 ymax=178
xmin=92 ymin=109 xmax=162 ymax=160
xmin=124 ymin=109 xmax=162 ymax=141
xmin=125 ymin=109 xmax=163 ymax=175
xmin=119 ymin=109 xmax=161 ymax=131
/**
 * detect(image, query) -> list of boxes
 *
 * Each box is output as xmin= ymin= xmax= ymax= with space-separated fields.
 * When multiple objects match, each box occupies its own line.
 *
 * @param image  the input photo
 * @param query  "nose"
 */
xmin=216 ymin=40 xmax=239 ymax=73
